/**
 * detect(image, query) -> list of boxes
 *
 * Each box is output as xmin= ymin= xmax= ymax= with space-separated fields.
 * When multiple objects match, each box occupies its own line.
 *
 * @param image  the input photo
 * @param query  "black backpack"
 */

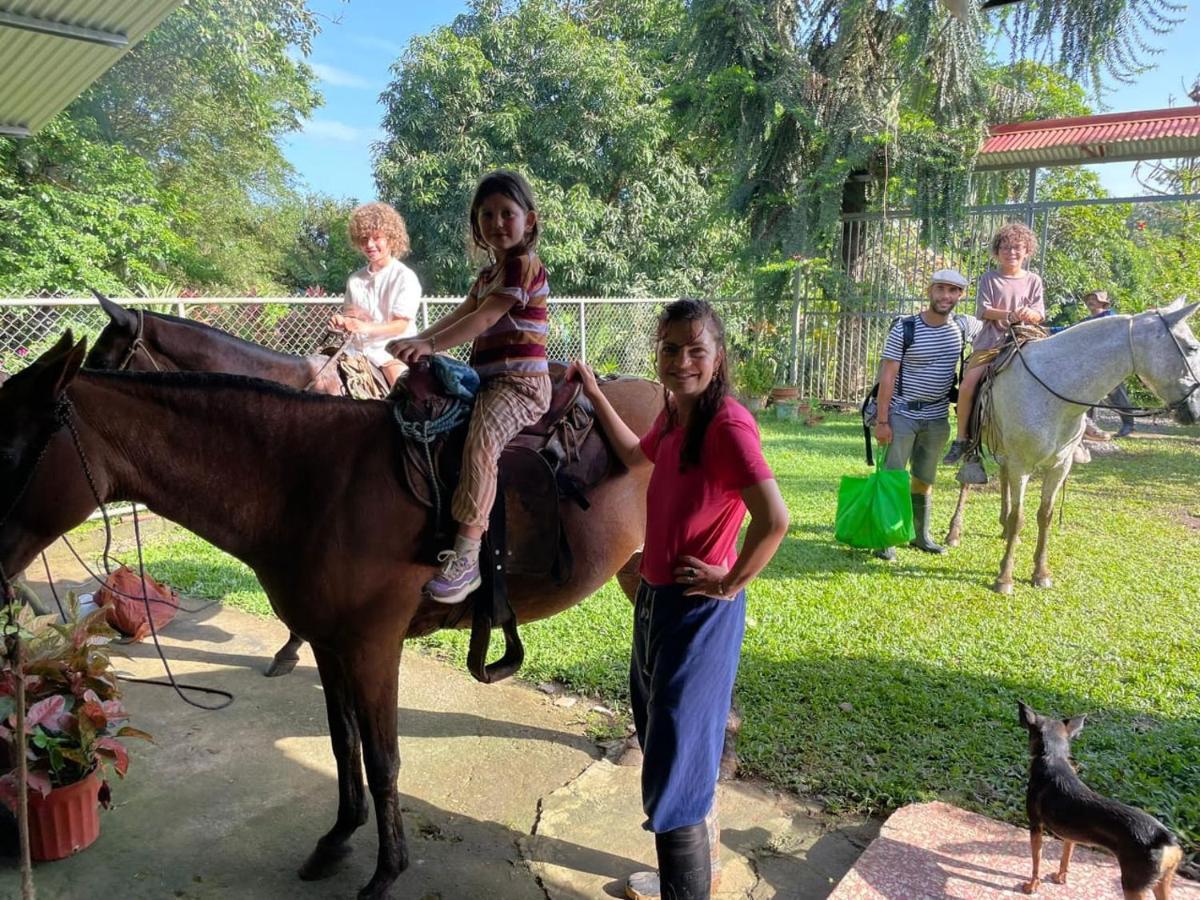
xmin=860 ymin=314 xmax=969 ymax=465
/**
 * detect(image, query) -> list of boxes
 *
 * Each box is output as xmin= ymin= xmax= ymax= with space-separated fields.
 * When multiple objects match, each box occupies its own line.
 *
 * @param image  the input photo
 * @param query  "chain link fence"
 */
xmin=0 ymin=296 xmax=753 ymax=378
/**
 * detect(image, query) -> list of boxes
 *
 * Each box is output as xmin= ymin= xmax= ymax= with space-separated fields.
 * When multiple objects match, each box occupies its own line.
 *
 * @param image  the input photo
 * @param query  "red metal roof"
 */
xmin=976 ymin=106 xmax=1200 ymax=172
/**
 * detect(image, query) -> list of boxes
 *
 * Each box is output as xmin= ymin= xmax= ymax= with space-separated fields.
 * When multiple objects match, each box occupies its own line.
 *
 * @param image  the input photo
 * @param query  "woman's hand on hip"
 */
xmin=674 ymin=555 xmax=733 ymax=600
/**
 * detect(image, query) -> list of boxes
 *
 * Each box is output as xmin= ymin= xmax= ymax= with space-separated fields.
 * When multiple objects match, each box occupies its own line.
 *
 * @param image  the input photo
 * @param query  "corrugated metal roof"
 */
xmin=977 ymin=106 xmax=1200 ymax=171
xmin=0 ymin=0 xmax=184 ymax=136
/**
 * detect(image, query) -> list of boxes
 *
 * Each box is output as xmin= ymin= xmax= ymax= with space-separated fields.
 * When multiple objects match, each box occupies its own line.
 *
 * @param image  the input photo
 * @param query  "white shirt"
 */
xmin=343 ymin=258 xmax=421 ymax=355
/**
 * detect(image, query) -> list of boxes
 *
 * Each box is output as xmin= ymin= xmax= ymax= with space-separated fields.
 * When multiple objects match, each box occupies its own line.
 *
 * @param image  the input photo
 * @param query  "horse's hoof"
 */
xmin=945 ymin=533 xmax=961 ymax=548
xmin=298 ymin=842 xmax=352 ymax=881
xmin=357 ymin=874 xmax=398 ymax=899
xmin=265 ymin=656 xmax=299 ymax=678
xmin=1032 ymin=575 xmax=1053 ymax=589
xmin=992 ymin=580 xmax=1013 ymax=595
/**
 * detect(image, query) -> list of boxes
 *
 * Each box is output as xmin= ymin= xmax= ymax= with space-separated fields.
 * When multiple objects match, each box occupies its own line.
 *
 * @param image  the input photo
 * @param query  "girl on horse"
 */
xmin=569 ymin=299 xmax=789 ymax=900
xmin=391 ymin=170 xmax=552 ymax=603
xmin=329 ymin=202 xmax=422 ymax=387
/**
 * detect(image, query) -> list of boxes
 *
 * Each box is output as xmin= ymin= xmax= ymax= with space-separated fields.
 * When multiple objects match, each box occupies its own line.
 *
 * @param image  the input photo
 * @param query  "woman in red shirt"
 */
xmin=570 ymin=299 xmax=789 ymax=899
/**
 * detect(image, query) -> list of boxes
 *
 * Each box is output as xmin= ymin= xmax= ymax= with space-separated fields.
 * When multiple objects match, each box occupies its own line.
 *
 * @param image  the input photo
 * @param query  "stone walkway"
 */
xmin=1 ymin=528 xmax=877 ymax=898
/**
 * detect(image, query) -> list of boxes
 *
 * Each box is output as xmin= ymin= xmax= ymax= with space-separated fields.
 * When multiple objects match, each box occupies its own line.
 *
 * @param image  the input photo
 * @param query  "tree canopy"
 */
xmin=680 ymin=0 xmax=1186 ymax=258
xmin=374 ymin=0 xmax=747 ymax=297
xmin=0 ymin=0 xmax=324 ymax=296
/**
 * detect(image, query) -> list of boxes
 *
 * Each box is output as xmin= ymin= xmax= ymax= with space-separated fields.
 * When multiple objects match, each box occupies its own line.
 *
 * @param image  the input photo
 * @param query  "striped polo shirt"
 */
xmin=468 ymin=251 xmax=550 ymax=379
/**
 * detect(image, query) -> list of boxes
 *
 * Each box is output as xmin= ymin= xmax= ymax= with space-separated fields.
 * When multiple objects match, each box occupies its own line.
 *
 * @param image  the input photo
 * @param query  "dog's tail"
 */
xmin=1157 ymin=843 xmax=1183 ymax=895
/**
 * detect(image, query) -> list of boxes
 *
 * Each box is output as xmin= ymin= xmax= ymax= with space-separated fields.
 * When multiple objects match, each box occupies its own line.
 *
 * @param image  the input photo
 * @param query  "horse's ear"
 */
xmin=1162 ymin=299 xmax=1199 ymax=328
xmin=92 ymin=289 xmax=137 ymax=331
xmin=24 ymin=331 xmax=76 ymax=371
xmin=30 ymin=337 xmax=87 ymax=399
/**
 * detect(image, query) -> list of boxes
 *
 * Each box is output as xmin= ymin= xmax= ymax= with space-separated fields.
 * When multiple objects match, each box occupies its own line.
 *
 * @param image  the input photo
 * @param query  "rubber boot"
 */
xmin=908 ymin=493 xmax=945 ymax=554
xmin=626 ymin=814 xmax=721 ymax=900
xmin=655 ymin=822 xmax=710 ymax=900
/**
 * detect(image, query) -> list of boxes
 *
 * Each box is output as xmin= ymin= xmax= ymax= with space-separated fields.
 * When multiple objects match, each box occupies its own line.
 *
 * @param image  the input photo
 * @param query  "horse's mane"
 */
xmin=80 ymin=368 xmax=378 ymax=409
xmin=143 ymin=310 xmax=318 ymax=365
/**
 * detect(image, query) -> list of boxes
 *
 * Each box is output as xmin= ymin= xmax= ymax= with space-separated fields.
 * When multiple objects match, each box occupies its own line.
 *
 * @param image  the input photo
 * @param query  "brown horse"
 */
xmin=85 ymin=292 xmax=350 ymax=394
xmin=87 ymin=295 xmax=582 ymax=675
xmin=85 ymin=295 xmax=380 ymax=674
xmin=1 ymin=334 xmax=658 ymax=899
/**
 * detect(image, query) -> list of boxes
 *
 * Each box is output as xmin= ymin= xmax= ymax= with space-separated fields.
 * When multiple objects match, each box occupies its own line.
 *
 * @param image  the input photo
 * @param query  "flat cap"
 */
xmin=930 ymin=268 xmax=968 ymax=288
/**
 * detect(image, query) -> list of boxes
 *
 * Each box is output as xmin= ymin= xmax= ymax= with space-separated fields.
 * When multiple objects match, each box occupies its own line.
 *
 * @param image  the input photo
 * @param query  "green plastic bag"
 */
xmin=834 ymin=454 xmax=915 ymax=550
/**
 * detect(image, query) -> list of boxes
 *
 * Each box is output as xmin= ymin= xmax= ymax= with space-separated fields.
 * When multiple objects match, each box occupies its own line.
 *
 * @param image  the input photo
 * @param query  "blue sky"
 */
xmin=283 ymin=0 xmax=1198 ymax=202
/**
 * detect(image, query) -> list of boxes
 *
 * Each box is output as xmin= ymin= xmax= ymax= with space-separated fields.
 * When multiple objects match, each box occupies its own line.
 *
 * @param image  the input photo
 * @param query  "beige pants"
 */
xmin=452 ymin=373 xmax=553 ymax=529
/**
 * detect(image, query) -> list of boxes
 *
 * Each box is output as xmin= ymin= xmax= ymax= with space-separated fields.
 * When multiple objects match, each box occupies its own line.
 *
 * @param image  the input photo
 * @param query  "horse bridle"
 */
xmin=117 ymin=308 xmax=163 ymax=372
xmin=1016 ymin=309 xmax=1200 ymax=416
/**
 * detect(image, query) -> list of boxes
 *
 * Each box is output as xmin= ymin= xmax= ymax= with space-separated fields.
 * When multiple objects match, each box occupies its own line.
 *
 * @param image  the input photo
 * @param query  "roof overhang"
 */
xmin=0 ymin=1 xmax=185 ymax=137
xmin=976 ymin=106 xmax=1200 ymax=172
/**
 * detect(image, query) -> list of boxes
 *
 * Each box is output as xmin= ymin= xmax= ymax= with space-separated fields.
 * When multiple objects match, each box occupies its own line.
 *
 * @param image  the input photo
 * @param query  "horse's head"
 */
xmin=1135 ymin=299 xmax=1200 ymax=426
xmin=0 ymin=334 xmax=87 ymax=561
xmin=86 ymin=291 xmax=148 ymax=371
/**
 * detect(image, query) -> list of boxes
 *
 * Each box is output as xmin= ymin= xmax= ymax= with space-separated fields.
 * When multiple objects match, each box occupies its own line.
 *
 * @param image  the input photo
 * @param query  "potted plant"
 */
xmin=770 ymin=383 xmax=802 ymax=418
xmin=734 ymin=355 xmax=777 ymax=411
xmin=0 ymin=600 xmax=152 ymax=861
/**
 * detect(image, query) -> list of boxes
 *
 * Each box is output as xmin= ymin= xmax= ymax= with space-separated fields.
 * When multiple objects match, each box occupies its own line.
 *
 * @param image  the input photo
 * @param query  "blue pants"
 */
xmin=630 ymin=580 xmax=746 ymax=833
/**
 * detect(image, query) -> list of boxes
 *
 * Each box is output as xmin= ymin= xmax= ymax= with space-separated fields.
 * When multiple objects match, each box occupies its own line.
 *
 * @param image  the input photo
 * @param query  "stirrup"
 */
xmin=956 ymin=457 xmax=988 ymax=485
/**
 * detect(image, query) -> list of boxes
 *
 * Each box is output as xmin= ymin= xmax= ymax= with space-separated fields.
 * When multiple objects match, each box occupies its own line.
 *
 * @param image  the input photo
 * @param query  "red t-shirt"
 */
xmin=638 ymin=397 xmax=774 ymax=586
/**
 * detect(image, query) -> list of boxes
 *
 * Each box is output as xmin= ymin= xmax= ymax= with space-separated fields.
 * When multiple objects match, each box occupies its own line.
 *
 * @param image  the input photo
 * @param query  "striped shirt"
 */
xmin=882 ymin=313 xmax=982 ymax=420
xmin=467 ymin=251 xmax=550 ymax=378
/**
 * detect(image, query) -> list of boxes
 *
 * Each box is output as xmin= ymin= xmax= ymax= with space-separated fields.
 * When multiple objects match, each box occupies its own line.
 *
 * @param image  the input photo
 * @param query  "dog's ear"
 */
xmin=1018 ymin=701 xmax=1038 ymax=729
xmin=1064 ymin=715 xmax=1086 ymax=738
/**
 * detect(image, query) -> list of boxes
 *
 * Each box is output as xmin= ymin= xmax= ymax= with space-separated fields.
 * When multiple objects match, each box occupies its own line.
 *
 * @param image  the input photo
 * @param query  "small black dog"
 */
xmin=1019 ymin=701 xmax=1183 ymax=898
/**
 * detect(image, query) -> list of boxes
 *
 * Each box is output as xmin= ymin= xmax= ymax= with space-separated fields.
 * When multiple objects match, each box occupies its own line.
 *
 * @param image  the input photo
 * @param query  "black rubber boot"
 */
xmin=655 ymin=822 xmax=710 ymax=900
xmin=908 ymin=493 xmax=945 ymax=554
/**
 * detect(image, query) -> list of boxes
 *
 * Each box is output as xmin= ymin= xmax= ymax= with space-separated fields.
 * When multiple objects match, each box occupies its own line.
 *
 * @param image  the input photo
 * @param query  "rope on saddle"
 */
xmin=392 ymin=399 xmax=471 ymax=526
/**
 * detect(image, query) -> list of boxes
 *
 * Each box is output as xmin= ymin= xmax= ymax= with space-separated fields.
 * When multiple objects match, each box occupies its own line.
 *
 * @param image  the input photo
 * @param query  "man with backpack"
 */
xmin=872 ymin=269 xmax=981 ymax=561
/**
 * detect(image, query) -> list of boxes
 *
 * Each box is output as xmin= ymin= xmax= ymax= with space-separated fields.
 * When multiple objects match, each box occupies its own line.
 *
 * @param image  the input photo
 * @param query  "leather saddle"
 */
xmin=315 ymin=343 xmax=390 ymax=400
xmin=389 ymin=359 xmax=619 ymax=684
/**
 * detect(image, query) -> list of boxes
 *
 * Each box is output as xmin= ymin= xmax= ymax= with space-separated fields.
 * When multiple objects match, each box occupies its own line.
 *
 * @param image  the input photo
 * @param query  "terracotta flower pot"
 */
xmin=769 ymin=386 xmax=800 ymax=403
xmin=27 ymin=771 xmax=102 ymax=861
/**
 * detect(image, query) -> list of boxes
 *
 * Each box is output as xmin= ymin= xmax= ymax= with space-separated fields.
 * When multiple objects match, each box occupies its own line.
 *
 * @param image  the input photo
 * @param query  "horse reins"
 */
xmin=301 ymin=332 xmax=356 ymax=392
xmin=1013 ymin=311 xmax=1200 ymax=418
xmin=3 ymin=392 xmax=232 ymax=710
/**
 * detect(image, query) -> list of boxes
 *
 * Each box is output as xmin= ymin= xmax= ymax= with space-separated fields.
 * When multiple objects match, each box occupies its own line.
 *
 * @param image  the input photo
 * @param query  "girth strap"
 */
xmin=466 ymin=468 xmax=524 ymax=684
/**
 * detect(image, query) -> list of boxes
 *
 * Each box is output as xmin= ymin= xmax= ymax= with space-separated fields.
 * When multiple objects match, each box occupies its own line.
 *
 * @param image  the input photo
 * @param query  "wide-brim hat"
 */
xmin=930 ymin=268 xmax=968 ymax=289
xmin=1083 ymin=290 xmax=1111 ymax=307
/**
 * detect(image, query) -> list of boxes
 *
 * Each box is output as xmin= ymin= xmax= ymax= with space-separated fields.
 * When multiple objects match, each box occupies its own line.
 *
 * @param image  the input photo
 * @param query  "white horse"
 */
xmin=944 ymin=298 xmax=1200 ymax=594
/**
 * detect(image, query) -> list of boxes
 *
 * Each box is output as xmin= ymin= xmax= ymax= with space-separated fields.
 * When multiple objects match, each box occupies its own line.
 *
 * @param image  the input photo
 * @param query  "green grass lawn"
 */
xmin=131 ymin=412 xmax=1200 ymax=855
